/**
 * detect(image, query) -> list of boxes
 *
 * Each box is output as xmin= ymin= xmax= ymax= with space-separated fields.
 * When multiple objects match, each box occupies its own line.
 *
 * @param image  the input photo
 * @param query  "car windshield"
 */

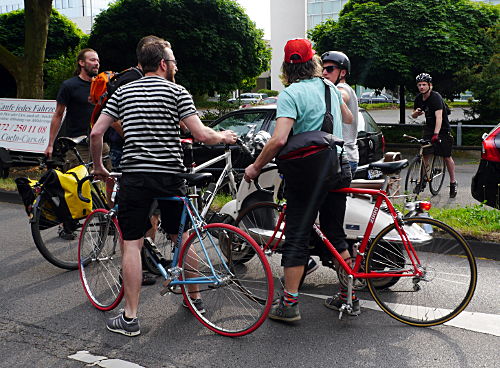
xmin=212 ymin=112 xmax=267 ymax=137
xmin=359 ymin=110 xmax=381 ymax=134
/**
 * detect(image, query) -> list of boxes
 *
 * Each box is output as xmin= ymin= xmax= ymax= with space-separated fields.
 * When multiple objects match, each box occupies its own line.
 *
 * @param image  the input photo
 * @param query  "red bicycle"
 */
xmin=234 ymin=176 xmax=477 ymax=327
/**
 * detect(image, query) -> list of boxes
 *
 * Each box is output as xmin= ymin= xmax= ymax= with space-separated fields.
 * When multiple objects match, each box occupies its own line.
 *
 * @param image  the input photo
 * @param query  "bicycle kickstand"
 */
xmin=338 ymin=274 xmax=354 ymax=320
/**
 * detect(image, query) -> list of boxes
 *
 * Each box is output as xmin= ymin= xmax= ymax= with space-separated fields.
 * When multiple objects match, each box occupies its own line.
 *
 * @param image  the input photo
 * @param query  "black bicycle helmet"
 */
xmin=321 ymin=51 xmax=351 ymax=74
xmin=416 ymin=73 xmax=432 ymax=83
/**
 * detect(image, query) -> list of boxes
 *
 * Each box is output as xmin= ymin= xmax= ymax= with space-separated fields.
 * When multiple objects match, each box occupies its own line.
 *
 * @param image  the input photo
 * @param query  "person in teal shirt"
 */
xmin=244 ymin=38 xmax=355 ymax=322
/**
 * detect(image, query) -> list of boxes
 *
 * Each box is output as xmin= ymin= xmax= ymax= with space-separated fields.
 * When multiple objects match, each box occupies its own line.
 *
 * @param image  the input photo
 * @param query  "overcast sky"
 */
xmin=236 ymin=0 xmax=271 ymax=39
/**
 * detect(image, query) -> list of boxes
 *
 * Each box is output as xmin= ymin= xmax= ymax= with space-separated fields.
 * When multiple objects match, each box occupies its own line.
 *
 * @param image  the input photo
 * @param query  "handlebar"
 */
xmin=402 ymin=134 xmax=431 ymax=145
xmin=253 ymin=164 xmax=279 ymax=195
xmin=77 ymin=172 xmax=122 ymax=203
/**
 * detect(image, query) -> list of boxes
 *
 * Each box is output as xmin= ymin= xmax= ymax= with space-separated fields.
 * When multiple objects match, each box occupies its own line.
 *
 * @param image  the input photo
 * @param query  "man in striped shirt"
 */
xmin=90 ymin=39 xmax=237 ymax=336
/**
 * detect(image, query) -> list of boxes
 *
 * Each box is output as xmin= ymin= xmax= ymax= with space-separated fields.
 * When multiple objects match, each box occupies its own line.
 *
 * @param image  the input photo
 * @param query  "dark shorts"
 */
xmin=423 ymin=132 xmax=454 ymax=158
xmin=117 ymin=172 xmax=186 ymax=241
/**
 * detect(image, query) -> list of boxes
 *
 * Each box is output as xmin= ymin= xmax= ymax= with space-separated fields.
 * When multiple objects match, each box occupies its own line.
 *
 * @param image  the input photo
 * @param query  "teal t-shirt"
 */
xmin=276 ymin=78 xmax=344 ymax=143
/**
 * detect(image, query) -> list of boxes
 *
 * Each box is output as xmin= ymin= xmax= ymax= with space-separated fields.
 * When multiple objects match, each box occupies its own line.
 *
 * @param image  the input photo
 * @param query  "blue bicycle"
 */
xmin=77 ymin=173 xmax=274 ymax=337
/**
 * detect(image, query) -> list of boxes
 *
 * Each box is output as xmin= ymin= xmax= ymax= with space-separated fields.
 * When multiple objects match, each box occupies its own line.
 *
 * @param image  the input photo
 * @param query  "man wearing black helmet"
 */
xmin=321 ymin=51 xmax=361 ymax=315
xmin=412 ymin=73 xmax=457 ymax=198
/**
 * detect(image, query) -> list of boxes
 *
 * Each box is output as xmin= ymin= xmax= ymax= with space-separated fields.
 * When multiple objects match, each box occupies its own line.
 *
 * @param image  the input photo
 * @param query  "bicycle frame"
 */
xmin=260 ymin=187 xmax=425 ymax=281
xmin=187 ymin=145 xmax=237 ymax=218
xmin=141 ymin=195 xmax=232 ymax=287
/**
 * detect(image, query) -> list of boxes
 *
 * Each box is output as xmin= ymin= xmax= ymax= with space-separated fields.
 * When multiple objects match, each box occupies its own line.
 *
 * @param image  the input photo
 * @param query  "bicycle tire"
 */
xmin=78 ymin=209 xmax=124 ymax=311
xmin=429 ymin=155 xmax=446 ymax=195
xmin=31 ymin=190 xmax=105 ymax=270
xmin=179 ymin=223 xmax=273 ymax=337
xmin=405 ymin=157 xmax=423 ymax=195
xmin=365 ymin=217 xmax=477 ymax=327
xmin=234 ymin=201 xmax=283 ymax=264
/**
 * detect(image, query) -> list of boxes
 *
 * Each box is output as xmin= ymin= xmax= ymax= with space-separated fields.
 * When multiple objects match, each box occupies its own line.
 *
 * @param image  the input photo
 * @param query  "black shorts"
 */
xmin=117 ymin=172 xmax=186 ymax=241
xmin=423 ymin=132 xmax=454 ymax=158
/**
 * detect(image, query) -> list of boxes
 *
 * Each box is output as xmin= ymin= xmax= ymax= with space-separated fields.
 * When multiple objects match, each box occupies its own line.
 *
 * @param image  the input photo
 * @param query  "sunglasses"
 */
xmin=164 ymin=59 xmax=177 ymax=65
xmin=322 ymin=65 xmax=339 ymax=73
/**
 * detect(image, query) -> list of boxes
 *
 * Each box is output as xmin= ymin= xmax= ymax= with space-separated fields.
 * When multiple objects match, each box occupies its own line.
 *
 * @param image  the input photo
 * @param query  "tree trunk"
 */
xmin=399 ymin=84 xmax=406 ymax=124
xmin=0 ymin=1 xmax=52 ymax=99
xmin=18 ymin=0 xmax=52 ymax=98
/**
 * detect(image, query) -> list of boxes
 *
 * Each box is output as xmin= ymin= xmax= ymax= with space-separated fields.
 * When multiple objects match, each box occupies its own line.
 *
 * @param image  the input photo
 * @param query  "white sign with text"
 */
xmin=0 ymin=98 xmax=56 ymax=153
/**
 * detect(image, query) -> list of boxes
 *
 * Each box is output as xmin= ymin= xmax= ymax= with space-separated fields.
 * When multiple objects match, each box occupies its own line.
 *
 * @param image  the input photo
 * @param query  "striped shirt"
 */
xmin=102 ymin=76 xmax=197 ymax=174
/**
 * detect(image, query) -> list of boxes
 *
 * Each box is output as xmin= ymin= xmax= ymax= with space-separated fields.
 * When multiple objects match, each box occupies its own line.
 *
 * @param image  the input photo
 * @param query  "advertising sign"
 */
xmin=0 ymin=98 xmax=56 ymax=153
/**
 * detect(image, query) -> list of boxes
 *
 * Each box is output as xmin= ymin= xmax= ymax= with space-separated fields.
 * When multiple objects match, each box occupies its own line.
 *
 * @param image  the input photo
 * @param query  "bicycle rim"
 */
xmin=79 ymin=209 xmax=124 ymax=311
xmin=31 ymin=192 xmax=103 ymax=270
xmin=179 ymin=223 xmax=273 ymax=337
xmin=429 ymin=155 xmax=446 ymax=195
xmin=405 ymin=158 xmax=422 ymax=195
xmin=234 ymin=202 xmax=282 ymax=263
xmin=366 ymin=217 xmax=477 ymax=327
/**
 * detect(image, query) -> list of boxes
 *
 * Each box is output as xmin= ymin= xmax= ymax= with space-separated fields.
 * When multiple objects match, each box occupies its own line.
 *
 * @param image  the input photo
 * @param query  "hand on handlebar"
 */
xmin=44 ymin=145 xmax=53 ymax=159
xmin=431 ymin=134 xmax=440 ymax=144
xmin=221 ymin=129 xmax=237 ymax=144
xmin=92 ymin=166 xmax=110 ymax=181
xmin=244 ymin=163 xmax=261 ymax=183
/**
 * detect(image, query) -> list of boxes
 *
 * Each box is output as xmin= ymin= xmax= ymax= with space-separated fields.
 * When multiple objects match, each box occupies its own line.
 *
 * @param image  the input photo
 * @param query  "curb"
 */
xmin=0 ymin=189 xmax=21 ymax=205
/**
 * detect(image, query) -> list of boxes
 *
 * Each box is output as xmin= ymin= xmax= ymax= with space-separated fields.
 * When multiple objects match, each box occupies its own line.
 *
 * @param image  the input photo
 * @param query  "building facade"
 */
xmin=0 ymin=0 xmax=116 ymax=33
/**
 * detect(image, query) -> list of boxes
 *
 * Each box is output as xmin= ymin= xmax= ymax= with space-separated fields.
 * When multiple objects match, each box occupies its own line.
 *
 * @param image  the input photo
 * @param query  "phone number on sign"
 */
xmin=0 ymin=123 xmax=48 ymax=134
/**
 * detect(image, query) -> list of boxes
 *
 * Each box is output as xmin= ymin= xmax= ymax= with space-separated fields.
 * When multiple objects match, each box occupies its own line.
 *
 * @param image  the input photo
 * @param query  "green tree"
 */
xmin=88 ymin=0 xmax=271 ymax=95
xmin=0 ymin=0 xmax=52 ymax=98
xmin=0 ymin=6 xmax=86 ymax=98
xmin=309 ymin=0 xmax=498 ymax=122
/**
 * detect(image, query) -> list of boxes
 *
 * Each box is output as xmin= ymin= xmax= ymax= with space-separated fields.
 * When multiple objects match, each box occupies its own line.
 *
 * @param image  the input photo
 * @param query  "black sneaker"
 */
xmin=106 ymin=312 xmax=140 ymax=336
xmin=450 ymin=181 xmax=458 ymax=198
xmin=324 ymin=294 xmax=360 ymax=316
xmin=305 ymin=257 xmax=319 ymax=275
xmin=142 ymin=272 xmax=156 ymax=286
xmin=268 ymin=297 xmax=301 ymax=322
xmin=182 ymin=298 xmax=206 ymax=314
xmin=58 ymin=227 xmax=76 ymax=240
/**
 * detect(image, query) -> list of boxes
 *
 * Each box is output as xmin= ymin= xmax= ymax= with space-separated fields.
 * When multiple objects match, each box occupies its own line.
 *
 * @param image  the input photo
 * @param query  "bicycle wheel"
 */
xmin=179 ymin=223 xmax=273 ymax=337
xmin=405 ymin=157 xmax=423 ymax=195
xmin=31 ymin=190 xmax=105 ymax=270
xmin=429 ymin=155 xmax=446 ymax=195
xmin=365 ymin=217 xmax=477 ymax=327
xmin=78 ymin=209 xmax=124 ymax=311
xmin=234 ymin=201 xmax=283 ymax=264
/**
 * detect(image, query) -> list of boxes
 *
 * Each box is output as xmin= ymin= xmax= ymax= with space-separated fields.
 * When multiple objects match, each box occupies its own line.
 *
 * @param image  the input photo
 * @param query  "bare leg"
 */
xmin=283 ymin=265 xmax=306 ymax=294
xmin=170 ymin=232 xmax=201 ymax=299
xmin=123 ymin=238 xmax=144 ymax=319
xmin=444 ymin=156 xmax=456 ymax=183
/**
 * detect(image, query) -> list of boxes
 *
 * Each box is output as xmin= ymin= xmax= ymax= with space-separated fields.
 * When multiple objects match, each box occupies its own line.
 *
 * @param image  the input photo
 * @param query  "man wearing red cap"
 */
xmin=244 ymin=38 xmax=353 ymax=322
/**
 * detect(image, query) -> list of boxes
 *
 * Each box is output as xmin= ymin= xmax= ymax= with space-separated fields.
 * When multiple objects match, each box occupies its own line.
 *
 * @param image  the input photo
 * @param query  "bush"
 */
xmin=257 ymin=89 xmax=278 ymax=97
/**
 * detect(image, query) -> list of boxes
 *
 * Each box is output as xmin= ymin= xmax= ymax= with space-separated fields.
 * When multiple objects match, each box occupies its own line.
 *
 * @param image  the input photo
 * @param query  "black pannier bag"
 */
xmin=471 ymin=159 xmax=500 ymax=209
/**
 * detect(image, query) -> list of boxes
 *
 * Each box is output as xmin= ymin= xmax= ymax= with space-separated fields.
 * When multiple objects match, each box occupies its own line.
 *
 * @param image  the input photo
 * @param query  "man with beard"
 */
xmin=90 ymin=39 xmax=237 ymax=336
xmin=45 ymin=48 xmax=100 ymax=169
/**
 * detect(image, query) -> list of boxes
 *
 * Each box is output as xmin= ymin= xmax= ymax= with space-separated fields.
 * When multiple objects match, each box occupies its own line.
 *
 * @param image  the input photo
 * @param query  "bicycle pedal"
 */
xmin=160 ymin=279 xmax=172 ymax=296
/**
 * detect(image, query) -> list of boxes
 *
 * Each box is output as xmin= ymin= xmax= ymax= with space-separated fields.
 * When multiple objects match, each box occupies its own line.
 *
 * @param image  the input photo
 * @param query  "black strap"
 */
xmin=321 ymin=78 xmax=334 ymax=134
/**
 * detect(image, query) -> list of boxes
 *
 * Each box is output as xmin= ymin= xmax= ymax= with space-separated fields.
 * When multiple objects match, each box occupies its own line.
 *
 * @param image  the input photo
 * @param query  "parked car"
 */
xmin=359 ymin=92 xmax=399 ymax=104
xmin=227 ymin=93 xmax=268 ymax=105
xmin=261 ymin=97 xmax=278 ymax=105
xmin=471 ymin=123 xmax=500 ymax=209
xmin=184 ymin=105 xmax=385 ymax=180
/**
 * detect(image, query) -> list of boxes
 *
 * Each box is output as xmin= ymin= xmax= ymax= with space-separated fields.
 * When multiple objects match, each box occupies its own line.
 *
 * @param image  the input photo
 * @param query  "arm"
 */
xmin=340 ymin=101 xmax=353 ymax=124
xmin=244 ymin=117 xmax=294 ymax=182
xmin=412 ymin=108 xmax=424 ymax=118
xmin=90 ymin=113 xmax=114 ymax=178
xmin=182 ymin=114 xmax=236 ymax=145
xmin=44 ymin=103 xmax=66 ymax=158
xmin=431 ymin=109 xmax=443 ymax=143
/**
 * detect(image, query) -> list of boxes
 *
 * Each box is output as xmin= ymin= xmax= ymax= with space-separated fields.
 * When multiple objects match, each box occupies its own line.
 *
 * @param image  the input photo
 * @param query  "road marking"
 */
xmin=301 ymin=292 xmax=500 ymax=337
xmin=68 ymin=351 xmax=144 ymax=367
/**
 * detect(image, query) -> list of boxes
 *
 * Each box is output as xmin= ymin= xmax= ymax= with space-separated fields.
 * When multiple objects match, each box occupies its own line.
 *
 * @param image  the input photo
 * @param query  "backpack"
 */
xmin=89 ymin=68 xmax=144 ymax=142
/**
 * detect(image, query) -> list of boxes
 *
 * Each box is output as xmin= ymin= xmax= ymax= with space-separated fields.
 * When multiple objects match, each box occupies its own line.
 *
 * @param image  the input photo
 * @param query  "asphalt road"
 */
xmin=368 ymin=107 xmax=472 ymax=124
xmin=1 ymin=200 xmax=499 ymax=368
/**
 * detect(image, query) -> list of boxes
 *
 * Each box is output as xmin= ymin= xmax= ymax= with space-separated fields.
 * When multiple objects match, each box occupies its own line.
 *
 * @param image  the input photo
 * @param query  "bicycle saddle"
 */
xmin=177 ymin=172 xmax=212 ymax=187
xmin=57 ymin=135 xmax=87 ymax=147
xmin=368 ymin=159 xmax=408 ymax=175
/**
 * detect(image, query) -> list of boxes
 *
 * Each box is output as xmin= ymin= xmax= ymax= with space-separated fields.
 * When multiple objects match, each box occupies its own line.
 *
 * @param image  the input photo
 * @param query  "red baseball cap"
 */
xmin=284 ymin=39 xmax=316 ymax=64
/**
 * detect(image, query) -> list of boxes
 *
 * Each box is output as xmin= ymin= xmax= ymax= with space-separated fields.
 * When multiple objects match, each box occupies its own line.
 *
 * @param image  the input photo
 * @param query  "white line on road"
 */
xmin=301 ymin=292 xmax=500 ymax=337
xmin=68 ymin=351 xmax=144 ymax=367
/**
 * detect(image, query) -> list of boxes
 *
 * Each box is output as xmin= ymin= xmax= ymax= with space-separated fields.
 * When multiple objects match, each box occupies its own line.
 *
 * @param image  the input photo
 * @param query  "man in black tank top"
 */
xmin=412 ymin=73 xmax=457 ymax=198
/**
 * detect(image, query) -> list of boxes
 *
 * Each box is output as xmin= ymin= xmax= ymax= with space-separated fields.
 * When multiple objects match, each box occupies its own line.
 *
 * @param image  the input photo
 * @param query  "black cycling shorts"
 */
xmin=423 ymin=132 xmax=454 ymax=158
xmin=117 ymin=172 xmax=186 ymax=241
